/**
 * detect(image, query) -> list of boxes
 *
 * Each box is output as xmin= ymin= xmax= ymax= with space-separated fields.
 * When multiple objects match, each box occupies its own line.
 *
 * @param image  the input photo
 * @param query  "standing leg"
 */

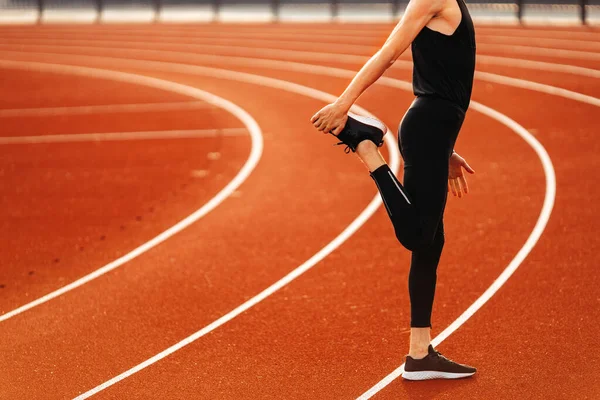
xmin=409 ymin=221 xmax=445 ymax=328
xmin=399 ymin=98 xmax=461 ymax=358
xmin=402 ymin=145 xmax=450 ymax=358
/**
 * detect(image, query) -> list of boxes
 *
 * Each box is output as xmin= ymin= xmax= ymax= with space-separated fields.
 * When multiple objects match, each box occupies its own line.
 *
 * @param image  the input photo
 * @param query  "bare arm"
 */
xmin=311 ymin=0 xmax=444 ymax=134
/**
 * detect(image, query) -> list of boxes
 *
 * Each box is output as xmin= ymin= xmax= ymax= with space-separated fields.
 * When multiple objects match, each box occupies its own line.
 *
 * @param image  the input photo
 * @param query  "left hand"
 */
xmin=448 ymin=151 xmax=475 ymax=198
xmin=310 ymin=103 xmax=348 ymax=136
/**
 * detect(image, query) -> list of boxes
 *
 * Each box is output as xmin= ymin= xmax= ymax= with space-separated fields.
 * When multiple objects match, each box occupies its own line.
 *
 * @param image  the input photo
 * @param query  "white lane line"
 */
xmin=0 ymin=60 xmax=263 ymax=323
xmin=0 ymin=128 xmax=247 ymax=145
xmin=476 ymin=55 xmax=600 ymax=79
xmin=481 ymin=43 xmax=600 ymax=61
xmin=69 ymin=64 xmax=401 ymax=400
xmin=475 ymin=71 xmax=600 ymax=107
xmin=0 ymin=101 xmax=211 ymax=117
xmin=0 ymin=35 xmax=378 ymax=54
xmin=478 ymin=35 xmax=600 ymax=52
xmin=356 ymin=100 xmax=556 ymax=399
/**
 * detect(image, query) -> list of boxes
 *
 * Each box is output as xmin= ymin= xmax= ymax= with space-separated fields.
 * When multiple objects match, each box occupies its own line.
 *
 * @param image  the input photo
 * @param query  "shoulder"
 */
xmin=405 ymin=0 xmax=446 ymax=17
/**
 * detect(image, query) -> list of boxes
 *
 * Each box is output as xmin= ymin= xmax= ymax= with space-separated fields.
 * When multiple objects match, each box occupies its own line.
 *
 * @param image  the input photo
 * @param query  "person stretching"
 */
xmin=311 ymin=0 xmax=478 ymax=380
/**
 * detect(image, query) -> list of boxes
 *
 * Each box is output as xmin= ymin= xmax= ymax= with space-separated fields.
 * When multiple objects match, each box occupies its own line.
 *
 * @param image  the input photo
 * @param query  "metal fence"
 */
xmin=0 ymin=0 xmax=597 ymax=24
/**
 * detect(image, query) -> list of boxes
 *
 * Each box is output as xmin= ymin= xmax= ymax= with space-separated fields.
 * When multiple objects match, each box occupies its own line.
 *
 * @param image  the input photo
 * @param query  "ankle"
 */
xmin=408 ymin=345 xmax=430 ymax=360
xmin=356 ymin=139 xmax=377 ymax=156
xmin=356 ymin=140 xmax=385 ymax=171
xmin=408 ymin=350 xmax=428 ymax=360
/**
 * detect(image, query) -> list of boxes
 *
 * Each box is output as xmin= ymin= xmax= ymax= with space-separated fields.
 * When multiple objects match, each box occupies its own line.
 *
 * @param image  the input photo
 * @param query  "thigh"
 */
xmin=399 ymin=97 xmax=463 ymax=241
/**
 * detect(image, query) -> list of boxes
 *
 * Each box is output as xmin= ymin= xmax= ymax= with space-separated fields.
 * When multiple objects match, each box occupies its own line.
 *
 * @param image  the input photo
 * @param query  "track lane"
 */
xmin=0 ymin=68 xmax=249 ymax=313
xmin=0 ymin=67 xmax=190 ymax=108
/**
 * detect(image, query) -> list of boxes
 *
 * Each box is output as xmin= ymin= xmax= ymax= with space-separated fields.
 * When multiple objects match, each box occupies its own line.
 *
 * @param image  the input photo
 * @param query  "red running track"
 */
xmin=0 ymin=23 xmax=598 ymax=399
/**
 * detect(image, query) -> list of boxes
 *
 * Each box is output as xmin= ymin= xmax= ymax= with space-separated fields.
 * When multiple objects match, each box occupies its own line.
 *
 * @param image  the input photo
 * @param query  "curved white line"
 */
xmin=0 ymin=128 xmax=247 ymax=145
xmin=481 ymin=43 xmax=600 ymax=61
xmin=0 ymin=101 xmax=210 ymax=117
xmin=474 ymin=70 xmax=600 ymax=107
xmin=476 ymin=55 xmax=600 ymax=79
xmin=68 ymin=63 xmax=401 ymax=400
xmin=0 ymin=60 xmax=264 ymax=323
xmin=356 ymin=101 xmax=556 ymax=399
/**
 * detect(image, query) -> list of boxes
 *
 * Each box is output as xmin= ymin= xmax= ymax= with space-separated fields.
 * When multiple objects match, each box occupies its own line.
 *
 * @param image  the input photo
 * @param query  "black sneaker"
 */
xmin=403 ymin=345 xmax=477 ymax=380
xmin=330 ymin=112 xmax=386 ymax=153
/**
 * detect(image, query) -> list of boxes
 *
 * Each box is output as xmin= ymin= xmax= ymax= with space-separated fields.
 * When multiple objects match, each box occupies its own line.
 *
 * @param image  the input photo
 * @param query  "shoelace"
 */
xmin=335 ymin=142 xmax=352 ymax=154
xmin=328 ymin=131 xmax=352 ymax=153
xmin=431 ymin=348 xmax=460 ymax=367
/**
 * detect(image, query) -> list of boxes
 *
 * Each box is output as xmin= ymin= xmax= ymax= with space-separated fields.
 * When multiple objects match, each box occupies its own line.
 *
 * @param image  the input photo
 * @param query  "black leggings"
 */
xmin=370 ymin=96 xmax=465 ymax=328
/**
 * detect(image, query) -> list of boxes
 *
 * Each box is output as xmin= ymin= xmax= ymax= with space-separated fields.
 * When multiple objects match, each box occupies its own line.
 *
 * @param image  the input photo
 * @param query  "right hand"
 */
xmin=448 ymin=152 xmax=475 ymax=198
xmin=310 ymin=102 xmax=349 ymax=136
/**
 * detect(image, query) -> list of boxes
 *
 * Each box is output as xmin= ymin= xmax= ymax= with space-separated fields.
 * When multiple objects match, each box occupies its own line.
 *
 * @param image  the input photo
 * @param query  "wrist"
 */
xmin=334 ymin=96 xmax=353 ymax=114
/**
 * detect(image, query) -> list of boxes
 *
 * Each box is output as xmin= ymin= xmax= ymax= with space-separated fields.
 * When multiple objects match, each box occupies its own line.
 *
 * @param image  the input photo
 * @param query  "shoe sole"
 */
xmin=402 ymin=370 xmax=476 ymax=380
xmin=347 ymin=112 xmax=387 ymax=135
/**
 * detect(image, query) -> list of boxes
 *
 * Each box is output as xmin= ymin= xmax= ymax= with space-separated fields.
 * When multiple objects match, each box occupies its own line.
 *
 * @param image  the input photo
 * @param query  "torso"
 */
xmin=410 ymin=0 xmax=476 ymax=111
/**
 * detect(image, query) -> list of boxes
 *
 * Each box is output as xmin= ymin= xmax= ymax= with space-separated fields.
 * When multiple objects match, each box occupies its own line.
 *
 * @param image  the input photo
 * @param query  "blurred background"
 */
xmin=0 ymin=0 xmax=597 ymax=25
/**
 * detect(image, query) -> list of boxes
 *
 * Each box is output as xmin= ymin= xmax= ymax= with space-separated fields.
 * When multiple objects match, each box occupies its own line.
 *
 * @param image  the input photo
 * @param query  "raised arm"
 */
xmin=311 ymin=0 xmax=444 ymax=135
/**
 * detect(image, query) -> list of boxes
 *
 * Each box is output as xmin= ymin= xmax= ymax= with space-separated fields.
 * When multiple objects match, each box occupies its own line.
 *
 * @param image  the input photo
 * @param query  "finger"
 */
xmin=315 ymin=119 xmax=326 ymax=131
xmin=312 ymin=116 xmax=321 ymax=128
xmin=311 ymin=113 xmax=318 ymax=123
xmin=461 ymin=160 xmax=475 ymax=174
xmin=332 ymin=124 xmax=344 ymax=136
xmin=447 ymin=182 xmax=451 ymax=193
xmin=449 ymin=179 xmax=457 ymax=196
xmin=459 ymin=175 xmax=469 ymax=194
xmin=453 ymin=179 xmax=462 ymax=198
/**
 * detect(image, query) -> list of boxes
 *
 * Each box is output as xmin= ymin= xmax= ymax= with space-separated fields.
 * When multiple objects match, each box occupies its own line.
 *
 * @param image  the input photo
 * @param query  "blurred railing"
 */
xmin=0 ymin=0 xmax=597 ymax=25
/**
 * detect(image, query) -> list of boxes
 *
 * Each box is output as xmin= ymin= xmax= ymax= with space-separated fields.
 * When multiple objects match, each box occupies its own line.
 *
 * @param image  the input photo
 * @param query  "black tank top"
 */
xmin=411 ymin=0 xmax=476 ymax=111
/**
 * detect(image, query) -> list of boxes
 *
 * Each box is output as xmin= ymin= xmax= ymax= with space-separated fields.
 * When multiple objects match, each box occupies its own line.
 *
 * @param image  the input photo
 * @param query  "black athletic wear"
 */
xmin=411 ymin=0 xmax=476 ymax=111
xmin=371 ymin=96 xmax=465 ymax=327
xmin=368 ymin=0 xmax=475 ymax=328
